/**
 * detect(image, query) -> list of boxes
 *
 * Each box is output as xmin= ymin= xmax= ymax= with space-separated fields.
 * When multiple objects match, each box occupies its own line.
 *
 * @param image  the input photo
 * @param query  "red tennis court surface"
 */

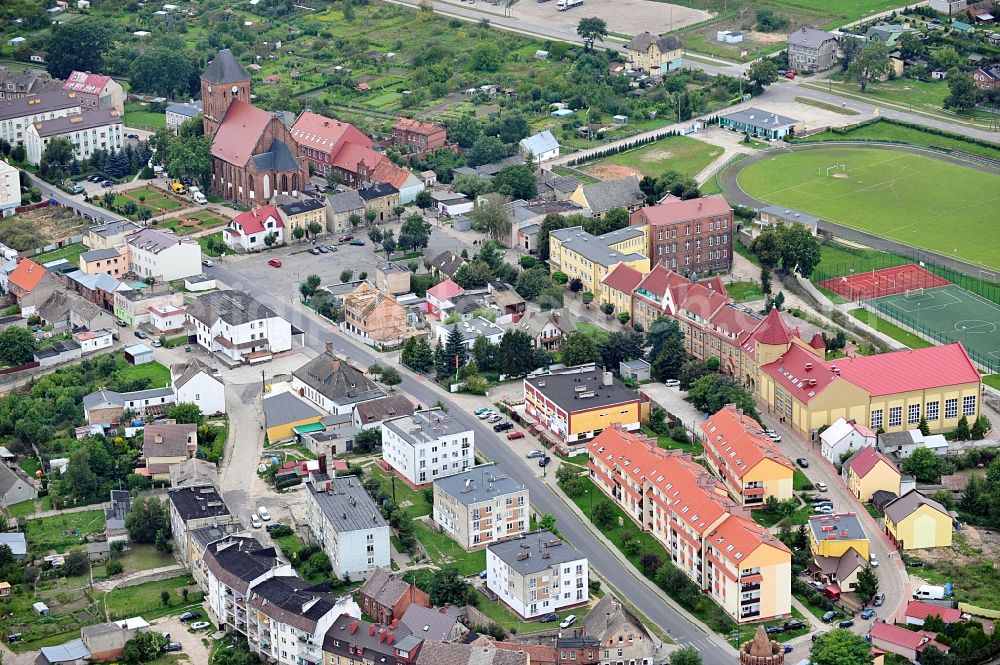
xmin=818 ymin=264 xmax=950 ymax=300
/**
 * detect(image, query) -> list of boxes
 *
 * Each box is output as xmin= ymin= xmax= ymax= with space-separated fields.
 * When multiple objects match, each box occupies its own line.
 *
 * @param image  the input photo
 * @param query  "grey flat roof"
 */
xmin=383 ymin=408 xmax=473 ymax=447
xmin=720 ymin=107 xmax=799 ymax=130
xmin=80 ymin=248 xmax=121 ymax=262
xmin=524 ymin=367 xmax=638 ymax=414
xmin=487 ymin=530 xmax=584 ymax=575
xmin=808 ymin=513 xmax=868 ymax=543
xmin=434 ymin=464 xmax=526 ymax=506
xmin=438 ymin=317 xmax=505 ymax=344
xmin=307 ymin=477 xmax=387 ymax=532
xmin=33 ymin=109 xmax=121 ymax=137
xmin=759 ymin=205 xmax=819 ymax=226
xmin=263 ymin=391 xmax=323 ymax=428
xmin=549 ymin=226 xmax=646 ymax=268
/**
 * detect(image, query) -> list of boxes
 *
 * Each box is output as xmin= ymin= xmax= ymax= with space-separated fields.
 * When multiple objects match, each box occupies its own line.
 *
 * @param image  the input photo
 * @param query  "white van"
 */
xmin=913 ymin=585 xmax=946 ymax=600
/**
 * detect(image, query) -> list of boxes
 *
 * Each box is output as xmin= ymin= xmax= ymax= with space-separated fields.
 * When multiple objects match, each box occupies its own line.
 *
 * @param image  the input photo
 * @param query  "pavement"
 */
xmin=151 ymin=615 xmax=214 ymax=662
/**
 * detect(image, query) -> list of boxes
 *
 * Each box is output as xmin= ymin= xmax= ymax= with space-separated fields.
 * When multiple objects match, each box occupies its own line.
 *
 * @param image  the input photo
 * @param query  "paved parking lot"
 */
xmin=151 ymin=614 xmax=213 ymax=663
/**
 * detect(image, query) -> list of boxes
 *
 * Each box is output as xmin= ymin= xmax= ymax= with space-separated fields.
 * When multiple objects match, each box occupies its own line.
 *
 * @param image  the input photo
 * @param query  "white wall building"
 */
xmin=0 ymin=89 xmax=82 ymax=147
xmin=0 ymin=159 xmax=20 ymax=216
xmin=24 ymin=109 xmax=123 ymax=166
xmin=820 ymin=417 xmax=878 ymax=465
xmin=73 ymin=328 xmax=114 ymax=354
xmin=223 ymin=205 xmax=285 ymax=253
xmin=149 ymin=304 xmax=187 ymax=332
xmin=486 ymin=530 xmax=589 ymax=619
xmin=171 ymin=360 xmax=226 ymax=416
xmin=202 ymin=534 xmax=292 ymax=630
xmin=382 ymin=408 xmax=475 ymax=487
xmin=305 ymin=475 xmax=390 ymax=581
xmin=434 ymin=316 xmax=505 ymax=350
xmin=518 ymin=130 xmax=560 ymax=163
xmin=185 ymin=290 xmax=293 ymax=365
xmin=165 ymin=100 xmax=202 ymax=134
xmin=126 ymin=228 xmax=202 ymax=281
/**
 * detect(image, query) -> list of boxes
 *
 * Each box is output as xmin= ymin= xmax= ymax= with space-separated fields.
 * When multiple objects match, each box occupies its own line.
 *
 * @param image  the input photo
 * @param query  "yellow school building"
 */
xmin=548 ymin=225 xmax=649 ymax=296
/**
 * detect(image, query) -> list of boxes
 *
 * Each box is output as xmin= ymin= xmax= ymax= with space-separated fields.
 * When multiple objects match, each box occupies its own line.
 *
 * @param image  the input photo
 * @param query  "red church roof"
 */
xmin=210 ymin=99 xmax=273 ymax=166
xmin=834 ymin=343 xmax=980 ymax=396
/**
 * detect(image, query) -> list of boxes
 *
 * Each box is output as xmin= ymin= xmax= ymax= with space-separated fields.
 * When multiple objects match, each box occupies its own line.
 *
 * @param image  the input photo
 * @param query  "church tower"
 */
xmin=200 ymin=49 xmax=250 ymax=137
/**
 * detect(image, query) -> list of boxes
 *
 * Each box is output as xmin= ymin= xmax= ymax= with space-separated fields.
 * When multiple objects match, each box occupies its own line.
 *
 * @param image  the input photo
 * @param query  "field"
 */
xmin=848 ymin=308 xmax=933 ymax=350
xmin=581 ymin=135 xmax=723 ymax=180
xmin=34 ymin=242 xmax=87 ymax=265
xmin=103 ymin=575 xmax=203 ymax=621
xmin=158 ymin=210 xmax=231 ymax=235
xmin=0 ymin=206 xmax=88 ymax=253
xmin=736 ymin=146 xmax=1000 ymax=271
xmin=123 ymin=102 xmax=166 ymax=130
xmin=816 ymin=77 xmax=996 ymax=127
xmin=25 ymin=509 xmax=105 ymax=553
xmin=793 ymin=119 xmax=1000 ymax=163
xmin=112 ymin=185 xmax=187 ymax=218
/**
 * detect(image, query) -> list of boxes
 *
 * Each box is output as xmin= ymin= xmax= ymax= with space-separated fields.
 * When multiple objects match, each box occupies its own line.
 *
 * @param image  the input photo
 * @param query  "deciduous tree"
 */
xmin=577 ymin=17 xmax=609 ymax=50
xmin=851 ymin=42 xmax=891 ymax=93
xmin=810 ymin=629 xmax=873 ymax=665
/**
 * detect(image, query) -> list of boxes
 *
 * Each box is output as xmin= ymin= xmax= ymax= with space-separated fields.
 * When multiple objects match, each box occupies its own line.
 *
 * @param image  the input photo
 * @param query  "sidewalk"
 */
xmin=93 ymin=563 xmax=185 ymax=593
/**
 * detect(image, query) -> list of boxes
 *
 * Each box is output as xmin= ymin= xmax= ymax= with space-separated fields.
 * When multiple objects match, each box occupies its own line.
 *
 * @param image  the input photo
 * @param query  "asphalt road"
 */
xmin=26 ymin=171 xmax=123 ymax=224
xmin=204 ymin=259 xmax=736 ymax=664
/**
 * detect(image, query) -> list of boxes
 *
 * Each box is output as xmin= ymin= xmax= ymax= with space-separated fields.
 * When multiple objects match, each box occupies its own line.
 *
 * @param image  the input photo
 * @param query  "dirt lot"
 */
xmin=0 ymin=205 xmax=88 ymax=251
xmin=584 ymin=163 xmax=643 ymax=180
xmin=510 ymin=0 xmax=710 ymax=39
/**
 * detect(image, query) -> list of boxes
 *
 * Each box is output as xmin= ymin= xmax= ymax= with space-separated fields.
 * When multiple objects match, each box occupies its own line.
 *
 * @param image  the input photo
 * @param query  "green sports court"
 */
xmin=868 ymin=284 xmax=1000 ymax=372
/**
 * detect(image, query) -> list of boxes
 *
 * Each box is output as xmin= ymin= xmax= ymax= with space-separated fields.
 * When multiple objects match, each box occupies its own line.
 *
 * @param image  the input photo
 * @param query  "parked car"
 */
xmin=152 ymin=339 xmax=162 ymax=348
xmin=179 ymin=611 xmax=200 ymax=622
xmin=664 ymin=379 xmax=680 ymax=388
xmin=202 ymin=259 xmax=214 ymax=267
xmin=815 ymin=482 xmax=828 ymax=492
xmin=785 ymin=70 xmax=797 ymax=79
xmin=251 ymin=514 xmax=263 ymax=529
xmin=487 ymin=414 xmax=502 ymax=423
xmin=349 ymin=239 xmax=365 ymax=246
xmin=559 ymin=615 xmax=577 ymax=629
xmin=812 ymin=631 xmax=828 ymax=642
xmin=257 ymin=506 xmax=271 ymax=521
xmin=526 ymin=450 xmax=544 ymax=458
xmin=822 ymin=611 xmax=838 ymax=623
xmin=767 ymin=432 xmax=782 ymax=442
xmin=268 ymin=259 xmax=282 ymax=268
xmin=318 ymin=245 xmax=329 ymax=254
xmin=765 ymin=626 xmax=784 ymax=635
xmin=477 ymin=411 xmax=495 ymax=419
xmin=309 ymin=247 xmax=321 ymax=255
xmin=838 ymin=620 xmax=855 ymax=629
xmin=134 ymin=330 xmax=147 ymax=339
xmin=815 ymin=506 xmax=834 ymax=515
xmin=870 ymin=556 xmax=879 ymax=568
xmin=796 ymin=458 xmax=809 ymax=468
xmin=873 ymin=593 xmax=886 ymax=607
xmin=479 ymin=570 xmax=487 ymax=579
xmin=540 ymin=613 xmax=559 ymax=623
xmin=326 ymin=245 xmax=338 ymax=252
xmin=474 ymin=407 xmax=490 ymax=415
xmin=338 ymin=234 xmax=354 ymax=243
xmin=88 ymin=175 xmax=102 ymax=182
xmin=507 ymin=432 xmax=525 ymax=440
xmin=783 ymin=645 xmax=793 ymax=654
xmin=190 ymin=622 xmax=211 ymax=630
xmin=101 ymin=180 xmax=114 ymax=187
xmin=164 ymin=643 xmax=183 ymax=652
xmin=493 ymin=422 xmax=513 ymax=432
xmin=784 ymin=620 xmax=806 ymax=631
xmin=6 ymin=633 xmax=22 ymax=643
xmin=71 ymin=184 xmax=85 ymax=195
xmin=861 ymin=609 xmax=875 ymax=620
xmin=538 ymin=456 xmax=551 ymax=468
xmin=116 ymin=319 xmax=127 ymax=327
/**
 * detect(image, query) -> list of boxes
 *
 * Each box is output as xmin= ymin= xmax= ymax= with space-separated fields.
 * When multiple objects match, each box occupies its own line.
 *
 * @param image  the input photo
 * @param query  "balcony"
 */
xmin=740 ymin=582 xmax=761 ymax=592
xmin=741 ymin=596 xmax=761 ymax=606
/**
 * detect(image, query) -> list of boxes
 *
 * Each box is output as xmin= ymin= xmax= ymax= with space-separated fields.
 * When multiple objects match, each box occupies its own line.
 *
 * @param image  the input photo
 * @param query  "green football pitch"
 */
xmin=736 ymin=147 xmax=1000 ymax=271
xmin=869 ymin=284 xmax=1000 ymax=372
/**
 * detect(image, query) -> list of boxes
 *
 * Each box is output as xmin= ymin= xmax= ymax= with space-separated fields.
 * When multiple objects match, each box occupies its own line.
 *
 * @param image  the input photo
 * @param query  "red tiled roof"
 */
xmin=372 ymin=160 xmax=411 ymax=189
xmin=394 ymin=118 xmax=445 ymax=137
xmin=905 ymin=601 xmax=962 ymax=624
xmin=754 ymin=307 xmax=795 ymax=345
xmin=8 ymin=259 xmax=46 ymax=293
xmin=426 ymin=278 xmax=463 ymax=301
xmin=330 ymin=142 xmax=384 ymax=174
xmin=870 ymin=623 xmax=949 ymax=653
xmin=602 ymin=263 xmax=644 ymax=294
xmin=670 ymin=281 xmax=728 ymax=320
xmin=210 ymin=99 xmax=273 ymax=166
xmin=633 ymin=264 xmax=689 ymax=306
xmin=707 ymin=512 xmax=789 ymax=564
xmin=701 ymin=405 xmax=793 ymax=479
xmin=231 ymin=205 xmax=284 ymax=235
xmin=810 ymin=332 xmax=826 ymax=350
xmin=63 ymin=71 xmax=112 ymax=95
xmin=291 ymin=111 xmax=372 ymax=154
xmin=709 ymin=305 xmax=760 ymax=339
xmin=701 ymin=274 xmax=728 ymax=297
xmin=833 ymin=342 xmax=981 ymax=396
xmin=844 ymin=446 xmax=897 ymax=479
xmin=638 ymin=195 xmax=732 ymax=226
xmin=760 ymin=343 xmax=834 ymax=404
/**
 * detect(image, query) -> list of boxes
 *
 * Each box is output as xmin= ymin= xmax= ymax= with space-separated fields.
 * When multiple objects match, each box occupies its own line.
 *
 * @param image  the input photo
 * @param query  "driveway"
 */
xmin=151 ymin=614 xmax=214 ymax=662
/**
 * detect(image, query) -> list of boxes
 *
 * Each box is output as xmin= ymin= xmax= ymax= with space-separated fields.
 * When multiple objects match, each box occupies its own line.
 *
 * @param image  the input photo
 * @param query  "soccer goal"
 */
xmin=905 ymin=288 xmax=924 ymax=300
xmin=824 ymin=164 xmax=847 ymax=176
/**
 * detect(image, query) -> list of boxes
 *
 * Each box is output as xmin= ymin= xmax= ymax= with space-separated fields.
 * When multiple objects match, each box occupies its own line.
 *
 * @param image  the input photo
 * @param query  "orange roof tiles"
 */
xmin=8 ymin=259 xmax=46 ymax=293
xmin=701 ymin=405 xmax=792 ymax=479
xmin=291 ymin=111 xmax=372 ymax=154
xmin=844 ymin=446 xmax=897 ymax=479
xmin=372 ymin=160 xmax=411 ymax=189
xmin=602 ymin=263 xmax=644 ymax=294
xmin=707 ymin=512 xmax=789 ymax=565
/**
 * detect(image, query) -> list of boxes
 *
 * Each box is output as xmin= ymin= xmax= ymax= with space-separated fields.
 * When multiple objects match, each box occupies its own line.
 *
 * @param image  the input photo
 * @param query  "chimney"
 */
xmin=804 ymin=362 xmax=812 ymax=371
xmin=370 ymin=624 xmax=376 ymax=636
xmin=350 ymin=621 xmax=359 ymax=634
xmin=326 ymin=481 xmax=332 ymax=494
xmin=155 ymin=433 xmax=163 ymax=444
xmin=319 ymin=453 xmax=327 ymax=476
xmin=326 ymin=341 xmax=334 ymax=355
xmin=603 ymin=371 xmax=612 ymax=386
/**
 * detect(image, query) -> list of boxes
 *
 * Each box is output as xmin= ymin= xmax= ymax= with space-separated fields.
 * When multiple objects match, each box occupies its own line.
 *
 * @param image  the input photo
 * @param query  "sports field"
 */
xmin=582 ymin=135 xmax=723 ymax=180
xmin=868 ymin=284 xmax=1000 ymax=372
xmin=736 ymin=147 xmax=1000 ymax=270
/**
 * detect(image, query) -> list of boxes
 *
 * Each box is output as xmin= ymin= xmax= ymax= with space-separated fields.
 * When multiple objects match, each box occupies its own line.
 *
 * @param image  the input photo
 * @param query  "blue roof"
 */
xmin=520 ymin=130 xmax=559 ymax=156
xmin=0 ymin=532 xmax=25 ymax=557
xmin=40 ymin=639 xmax=90 ymax=661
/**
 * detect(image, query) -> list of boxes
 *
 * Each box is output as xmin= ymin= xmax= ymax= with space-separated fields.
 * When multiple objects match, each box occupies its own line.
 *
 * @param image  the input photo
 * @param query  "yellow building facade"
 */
xmin=843 ymin=447 xmax=900 ymax=503
xmin=548 ymin=225 xmax=649 ymax=295
xmin=808 ymin=514 xmax=870 ymax=561
xmin=883 ymin=491 xmax=953 ymax=550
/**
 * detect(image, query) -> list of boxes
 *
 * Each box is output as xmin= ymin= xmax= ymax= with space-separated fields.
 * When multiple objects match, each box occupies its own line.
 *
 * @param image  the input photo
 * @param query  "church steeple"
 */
xmin=200 ymin=49 xmax=251 ymax=136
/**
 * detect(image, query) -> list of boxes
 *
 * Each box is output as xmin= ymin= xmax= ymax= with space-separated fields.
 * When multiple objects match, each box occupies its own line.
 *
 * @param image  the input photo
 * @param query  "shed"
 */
xmin=123 ymin=344 xmax=153 ymax=366
xmin=87 ymin=541 xmax=111 ymax=563
xmin=619 ymin=358 xmax=652 ymax=381
xmin=34 ymin=601 xmax=50 ymax=616
xmin=550 ymin=108 xmax=574 ymax=119
xmin=613 ymin=115 xmax=628 ymax=124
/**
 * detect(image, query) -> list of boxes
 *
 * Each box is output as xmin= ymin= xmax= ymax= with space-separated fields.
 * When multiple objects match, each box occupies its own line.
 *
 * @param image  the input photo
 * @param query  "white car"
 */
xmin=815 ymin=482 xmax=828 ymax=492
xmin=870 ymin=556 xmax=879 ymax=568
xmin=664 ymin=379 xmax=680 ymax=388
xmin=477 ymin=411 xmax=494 ymax=419
xmin=559 ymin=615 xmax=577 ymax=629
xmin=250 ymin=514 xmax=263 ymax=529
xmin=257 ymin=506 xmax=271 ymax=521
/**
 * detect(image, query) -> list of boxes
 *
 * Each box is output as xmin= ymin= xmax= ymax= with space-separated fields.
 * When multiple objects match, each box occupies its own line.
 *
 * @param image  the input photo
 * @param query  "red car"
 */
xmin=785 ymin=71 xmax=796 ymax=79
xmin=267 ymin=259 xmax=282 ymax=268
xmin=507 ymin=431 xmax=525 ymax=440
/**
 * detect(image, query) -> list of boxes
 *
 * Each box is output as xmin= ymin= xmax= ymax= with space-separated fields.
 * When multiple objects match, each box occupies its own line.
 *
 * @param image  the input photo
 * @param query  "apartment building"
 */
xmin=305 ymin=475 xmax=390 ymax=580
xmin=523 ymin=366 xmax=642 ymax=446
xmin=433 ymin=464 xmax=529 ymax=551
xmin=392 ymin=118 xmax=447 ymax=153
xmin=202 ymin=534 xmax=291 ymax=629
xmin=0 ymin=158 xmax=20 ymax=215
xmin=786 ymin=27 xmax=839 ymax=72
xmin=548 ymin=226 xmax=649 ymax=295
xmin=166 ymin=100 xmax=203 ymax=134
xmin=247 ymin=576 xmax=350 ymax=665
xmin=631 ymin=195 xmax=733 ymax=276
xmin=126 ymin=228 xmax=202 ymax=281
xmin=358 ymin=568 xmax=430 ymax=625
xmin=0 ymin=66 xmax=61 ymax=101
xmin=185 ymin=289 xmax=293 ymax=365
xmin=275 ymin=194 xmax=326 ymax=236
xmin=293 ymin=345 xmax=386 ymax=414
xmin=113 ymin=283 xmax=184 ymax=327
xmin=290 ymin=111 xmax=373 ymax=178
xmin=62 ymin=71 xmax=125 ymax=115
xmin=322 ymin=614 xmax=423 ymax=665
xmin=588 ymin=427 xmax=791 ymax=623
xmin=168 ymin=485 xmax=237 ymax=569
xmin=700 ymin=405 xmax=794 ymax=508
xmin=142 ymin=423 xmax=197 ymax=482
xmin=807 ymin=513 xmax=870 ymax=561
xmin=79 ymin=247 xmax=127 ymax=278
xmin=486 ymin=530 xmax=588 ymax=619
xmin=0 ymin=89 xmax=82 ymax=147
xmin=24 ymin=108 xmax=123 ymax=166
xmin=382 ymin=409 xmax=474 ymax=488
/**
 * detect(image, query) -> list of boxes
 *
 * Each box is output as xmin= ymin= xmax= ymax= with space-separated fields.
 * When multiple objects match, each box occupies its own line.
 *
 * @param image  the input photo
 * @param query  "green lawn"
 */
xmin=472 ymin=587 xmax=592 ymax=632
xmin=752 ymin=502 xmax=811 ymax=528
xmin=848 ymin=308 xmax=933 ymax=349
xmin=984 ymin=375 xmax=1000 ymax=391
xmin=198 ymin=232 xmax=224 ymax=257
xmin=18 ymin=456 xmax=40 ymax=478
xmin=575 ymin=321 xmax=610 ymax=344
xmin=123 ymin=110 xmax=166 ymax=130
xmin=580 ymin=135 xmax=723 ymax=180
xmin=793 ymin=469 xmax=813 ymax=491
xmin=793 ymin=119 xmax=1000 ymax=163
xmin=641 ymin=426 xmax=702 ymax=456
xmin=726 ymin=281 xmax=764 ymax=303
xmin=413 ymin=520 xmax=486 ymax=576
xmin=112 ymin=355 xmax=171 ymax=389
xmin=369 ymin=465 xmax=431 ymax=517
xmin=819 ymin=77 xmax=994 ymax=125
xmin=119 ymin=544 xmax=177 ymax=573
xmin=737 ymin=147 xmax=1000 ymax=271
xmin=104 ymin=575 xmax=203 ymax=621
xmin=25 ymin=509 xmax=105 ymax=552
xmin=915 ymin=560 xmax=1000 ymax=610
xmin=34 ymin=242 xmax=86 ymax=265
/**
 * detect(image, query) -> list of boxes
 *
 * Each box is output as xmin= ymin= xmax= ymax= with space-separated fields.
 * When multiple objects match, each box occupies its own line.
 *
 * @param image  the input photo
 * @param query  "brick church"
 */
xmin=202 ymin=49 xmax=307 ymax=207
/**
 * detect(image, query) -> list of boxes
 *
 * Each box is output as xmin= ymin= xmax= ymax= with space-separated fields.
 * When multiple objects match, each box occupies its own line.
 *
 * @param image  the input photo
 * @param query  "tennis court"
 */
xmin=868 ymin=284 xmax=1000 ymax=371
xmin=818 ymin=263 xmax=950 ymax=301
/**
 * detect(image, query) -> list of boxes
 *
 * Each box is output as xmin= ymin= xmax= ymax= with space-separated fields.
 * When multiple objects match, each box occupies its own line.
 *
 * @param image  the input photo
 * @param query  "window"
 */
xmin=888 ymin=406 xmax=902 ymax=428
xmin=945 ymin=398 xmax=958 ymax=419
xmin=964 ymin=395 xmax=976 ymax=416
xmin=927 ymin=401 xmax=939 ymax=421
xmin=907 ymin=403 xmax=920 ymax=424
xmin=870 ymin=409 xmax=883 ymax=430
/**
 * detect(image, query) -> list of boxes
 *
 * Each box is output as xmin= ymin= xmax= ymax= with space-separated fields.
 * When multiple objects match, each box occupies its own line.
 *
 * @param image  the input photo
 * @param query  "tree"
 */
xmin=840 ymin=36 xmax=863 ymax=72
xmin=851 ymin=42 xmax=891 ymax=93
xmin=468 ymin=135 xmax=507 ymax=167
xmin=125 ymin=497 xmax=171 ymax=544
xmin=561 ymin=332 xmax=601 ymax=366
xmin=599 ymin=329 xmax=645 ymax=369
xmin=955 ymin=415 xmax=971 ymax=441
xmin=299 ymin=274 xmax=322 ymax=300
xmin=453 ymin=262 xmax=492 ymax=289
xmin=106 ymin=559 xmax=124 ymax=576
xmin=687 ymin=375 xmax=759 ymax=421
xmin=855 ymin=565 xmax=878 ymax=601
xmin=652 ymin=334 xmax=688 ymax=382
xmin=398 ymin=213 xmax=432 ymax=251
xmin=902 ymin=447 xmax=942 ymax=483
xmin=752 ymin=227 xmax=783 ymax=268
xmin=944 ymin=72 xmax=977 ymax=112
xmin=155 ymin=529 xmax=172 ymax=553
xmin=539 ymin=513 xmax=557 ymax=531
xmin=779 ymin=223 xmax=821 ymax=277
xmin=264 ymin=232 xmax=278 ymax=248
xmin=369 ymin=226 xmax=384 ymax=245
xmin=747 ymin=59 xmax=779 ymax=94
xmin=577 ymin=17 xmax=609 ymax=50
xmin=129 ymin=48 xmax=195 ymax=98
xmin=971 ymin=416 xmax=987 ymax=440
xmin=122 ymin=630 xmax=168 ymax=665
xmin=428 ymin=567 xmax=471 ymax=605
xmin=485 ymin=113 xmax=532 ymax=144
xmin=617 ymin=311 xmax=631 ymax=326
xmin=470 ymin=42 xmax=503 ymax=72
xmin=584 ymin=207 xmax=630 ymax=236
xmin=492 ymin=164 xmax=537 ymax=200
xmin=568 ymin=277 xmax=584 ymax=294
xmin=414 ymin=189 xmax=433 ymax=209
xmin=46 ymin=18 xmax=116 ymax=79
xmin=918 ymin=416 xmax=931 ymax=437
xmin=469 ymin=196 xmax=511 ymax=241
xmin=601 ymin=302 xmax=615 ymax=319
xmin=382 ymin=235 xmax=397 ymax=258
xmin=293 ymin=227 xmax=306 ymax=242
xmin=164 ymin=134 xmax=212 ymax=189
xmin=516 ymin=267 xmax=553 ymax=301
xmin=668 ymin=647 xmax=702 ymax=665
xmin=496 ymin=329 xmax=537 ymax=377
xmin=380 ymin=366 xmax=402 ymax=390
xmin=353 ymin=428 xmax=382 ymax=454
xmin=537 ymin=213 xmax=569 ymax=262
xmin=809 ymin=629 xmax=873 ymax=665
xmin=444 ymin=324 xmax=469 ymax=374
xmin=0 ymin=326 xmax=36 ymax=365
xmin=592 ymin=500 xmax=615 ymax=529
xmin=164 ymin=403 xmax=204 ymax=425
xmin=340 ymin=269 xmax=354 ymax=283
xmin=582 ymin=292 xmax=594 ymax=307
xmin=308 ymin=221 xmax=323 ymax=236
xmin=42 ymin=137 xmax=76 ymax=173
xmin=64 ymin=550 xmax=89 ymax=577
xmin=446 ymin=115 xmax=482 ymax=149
